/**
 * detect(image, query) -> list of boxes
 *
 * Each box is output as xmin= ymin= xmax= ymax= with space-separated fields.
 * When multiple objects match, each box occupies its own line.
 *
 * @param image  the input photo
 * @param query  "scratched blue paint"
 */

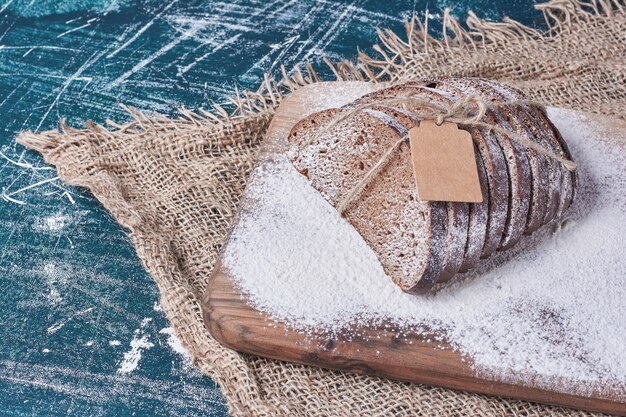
xmin=0 ymin=1 xmax=540 ymax=415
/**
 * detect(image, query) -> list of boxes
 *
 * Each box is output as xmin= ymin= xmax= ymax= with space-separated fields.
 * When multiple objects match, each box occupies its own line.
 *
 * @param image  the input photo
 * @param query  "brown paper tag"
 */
xmin=409 ymin=121 xmax=483 ymax=203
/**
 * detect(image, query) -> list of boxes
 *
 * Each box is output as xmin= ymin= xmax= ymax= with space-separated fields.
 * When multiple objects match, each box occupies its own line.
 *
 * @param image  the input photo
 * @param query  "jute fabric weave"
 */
xmin=17 ymin=1 xmax=626 ymax=415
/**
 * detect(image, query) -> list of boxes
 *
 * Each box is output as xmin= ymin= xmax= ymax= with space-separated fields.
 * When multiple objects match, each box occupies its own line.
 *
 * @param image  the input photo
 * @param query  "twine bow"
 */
xmin=300 ymin=93 xmax=576 ymax=216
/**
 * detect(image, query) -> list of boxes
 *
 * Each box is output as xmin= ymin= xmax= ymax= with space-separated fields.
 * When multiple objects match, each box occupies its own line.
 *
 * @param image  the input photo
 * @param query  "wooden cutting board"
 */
xmin=202 ymin=81 xmax=626 ymax=416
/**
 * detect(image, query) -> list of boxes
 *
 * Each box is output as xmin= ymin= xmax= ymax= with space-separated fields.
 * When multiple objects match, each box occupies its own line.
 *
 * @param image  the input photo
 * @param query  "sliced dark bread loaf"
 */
xmin=287 ymin=77 xmax=577 ymax=294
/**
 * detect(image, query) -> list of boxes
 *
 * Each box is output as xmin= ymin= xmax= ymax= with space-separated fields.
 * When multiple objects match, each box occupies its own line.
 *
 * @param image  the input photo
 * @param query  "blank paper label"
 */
xmin=409 ymin=121 xmax=483 ymax=203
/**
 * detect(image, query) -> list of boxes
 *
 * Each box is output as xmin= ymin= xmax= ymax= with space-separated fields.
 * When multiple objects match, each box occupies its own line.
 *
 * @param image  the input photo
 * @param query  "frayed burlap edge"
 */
xmin=16 ymin=1 xmax=625 ymax=416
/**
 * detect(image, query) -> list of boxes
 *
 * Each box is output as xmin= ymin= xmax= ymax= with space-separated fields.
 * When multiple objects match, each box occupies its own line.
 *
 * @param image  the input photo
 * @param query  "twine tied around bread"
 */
xmin=301 ymin=92 xmax=577 ymax=216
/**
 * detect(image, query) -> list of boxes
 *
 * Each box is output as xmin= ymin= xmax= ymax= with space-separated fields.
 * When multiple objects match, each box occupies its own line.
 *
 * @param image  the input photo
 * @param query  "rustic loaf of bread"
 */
xmin=287 ymin=77 xmax=577 ymax=294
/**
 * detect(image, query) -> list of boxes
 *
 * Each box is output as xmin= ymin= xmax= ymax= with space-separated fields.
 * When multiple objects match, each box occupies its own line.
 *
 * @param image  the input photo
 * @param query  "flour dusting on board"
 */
xmin=222 ymin=108 xmax=626 ymax=397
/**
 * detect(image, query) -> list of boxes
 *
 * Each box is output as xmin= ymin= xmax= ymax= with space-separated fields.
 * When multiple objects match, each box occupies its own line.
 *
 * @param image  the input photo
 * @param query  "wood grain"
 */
xmin=202 ymin=82 xmax=626 ymax=416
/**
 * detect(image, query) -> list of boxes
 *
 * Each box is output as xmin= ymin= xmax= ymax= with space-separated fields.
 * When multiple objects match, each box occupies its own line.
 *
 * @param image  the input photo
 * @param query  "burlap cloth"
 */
xmin=17 ymin=0 xmax=626 ymax=415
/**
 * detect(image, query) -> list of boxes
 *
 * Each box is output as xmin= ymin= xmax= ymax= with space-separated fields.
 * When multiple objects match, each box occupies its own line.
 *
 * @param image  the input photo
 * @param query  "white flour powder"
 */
xmin=222 ymin=108 xmax=626 ymax=397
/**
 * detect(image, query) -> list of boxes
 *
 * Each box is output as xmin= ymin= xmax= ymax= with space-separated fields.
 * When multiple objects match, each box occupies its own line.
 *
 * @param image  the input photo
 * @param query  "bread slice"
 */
xmin=287 ymin=108 xmax=449 ymax=294
xmin=459 ymin=150 xmax=490 ymax=272
xmin=494 ymin=103 xmax=550 ymax=234
xmin=547 ymin=110 xmax=578 ymax=219
xmin=344 ymin=87 xmax=471 ymax=284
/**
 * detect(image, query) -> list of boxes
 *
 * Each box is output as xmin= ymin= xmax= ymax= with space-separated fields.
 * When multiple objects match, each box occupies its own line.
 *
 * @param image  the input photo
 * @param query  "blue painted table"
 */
xmin=0 ymin=1 xmax=540 ymax=415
